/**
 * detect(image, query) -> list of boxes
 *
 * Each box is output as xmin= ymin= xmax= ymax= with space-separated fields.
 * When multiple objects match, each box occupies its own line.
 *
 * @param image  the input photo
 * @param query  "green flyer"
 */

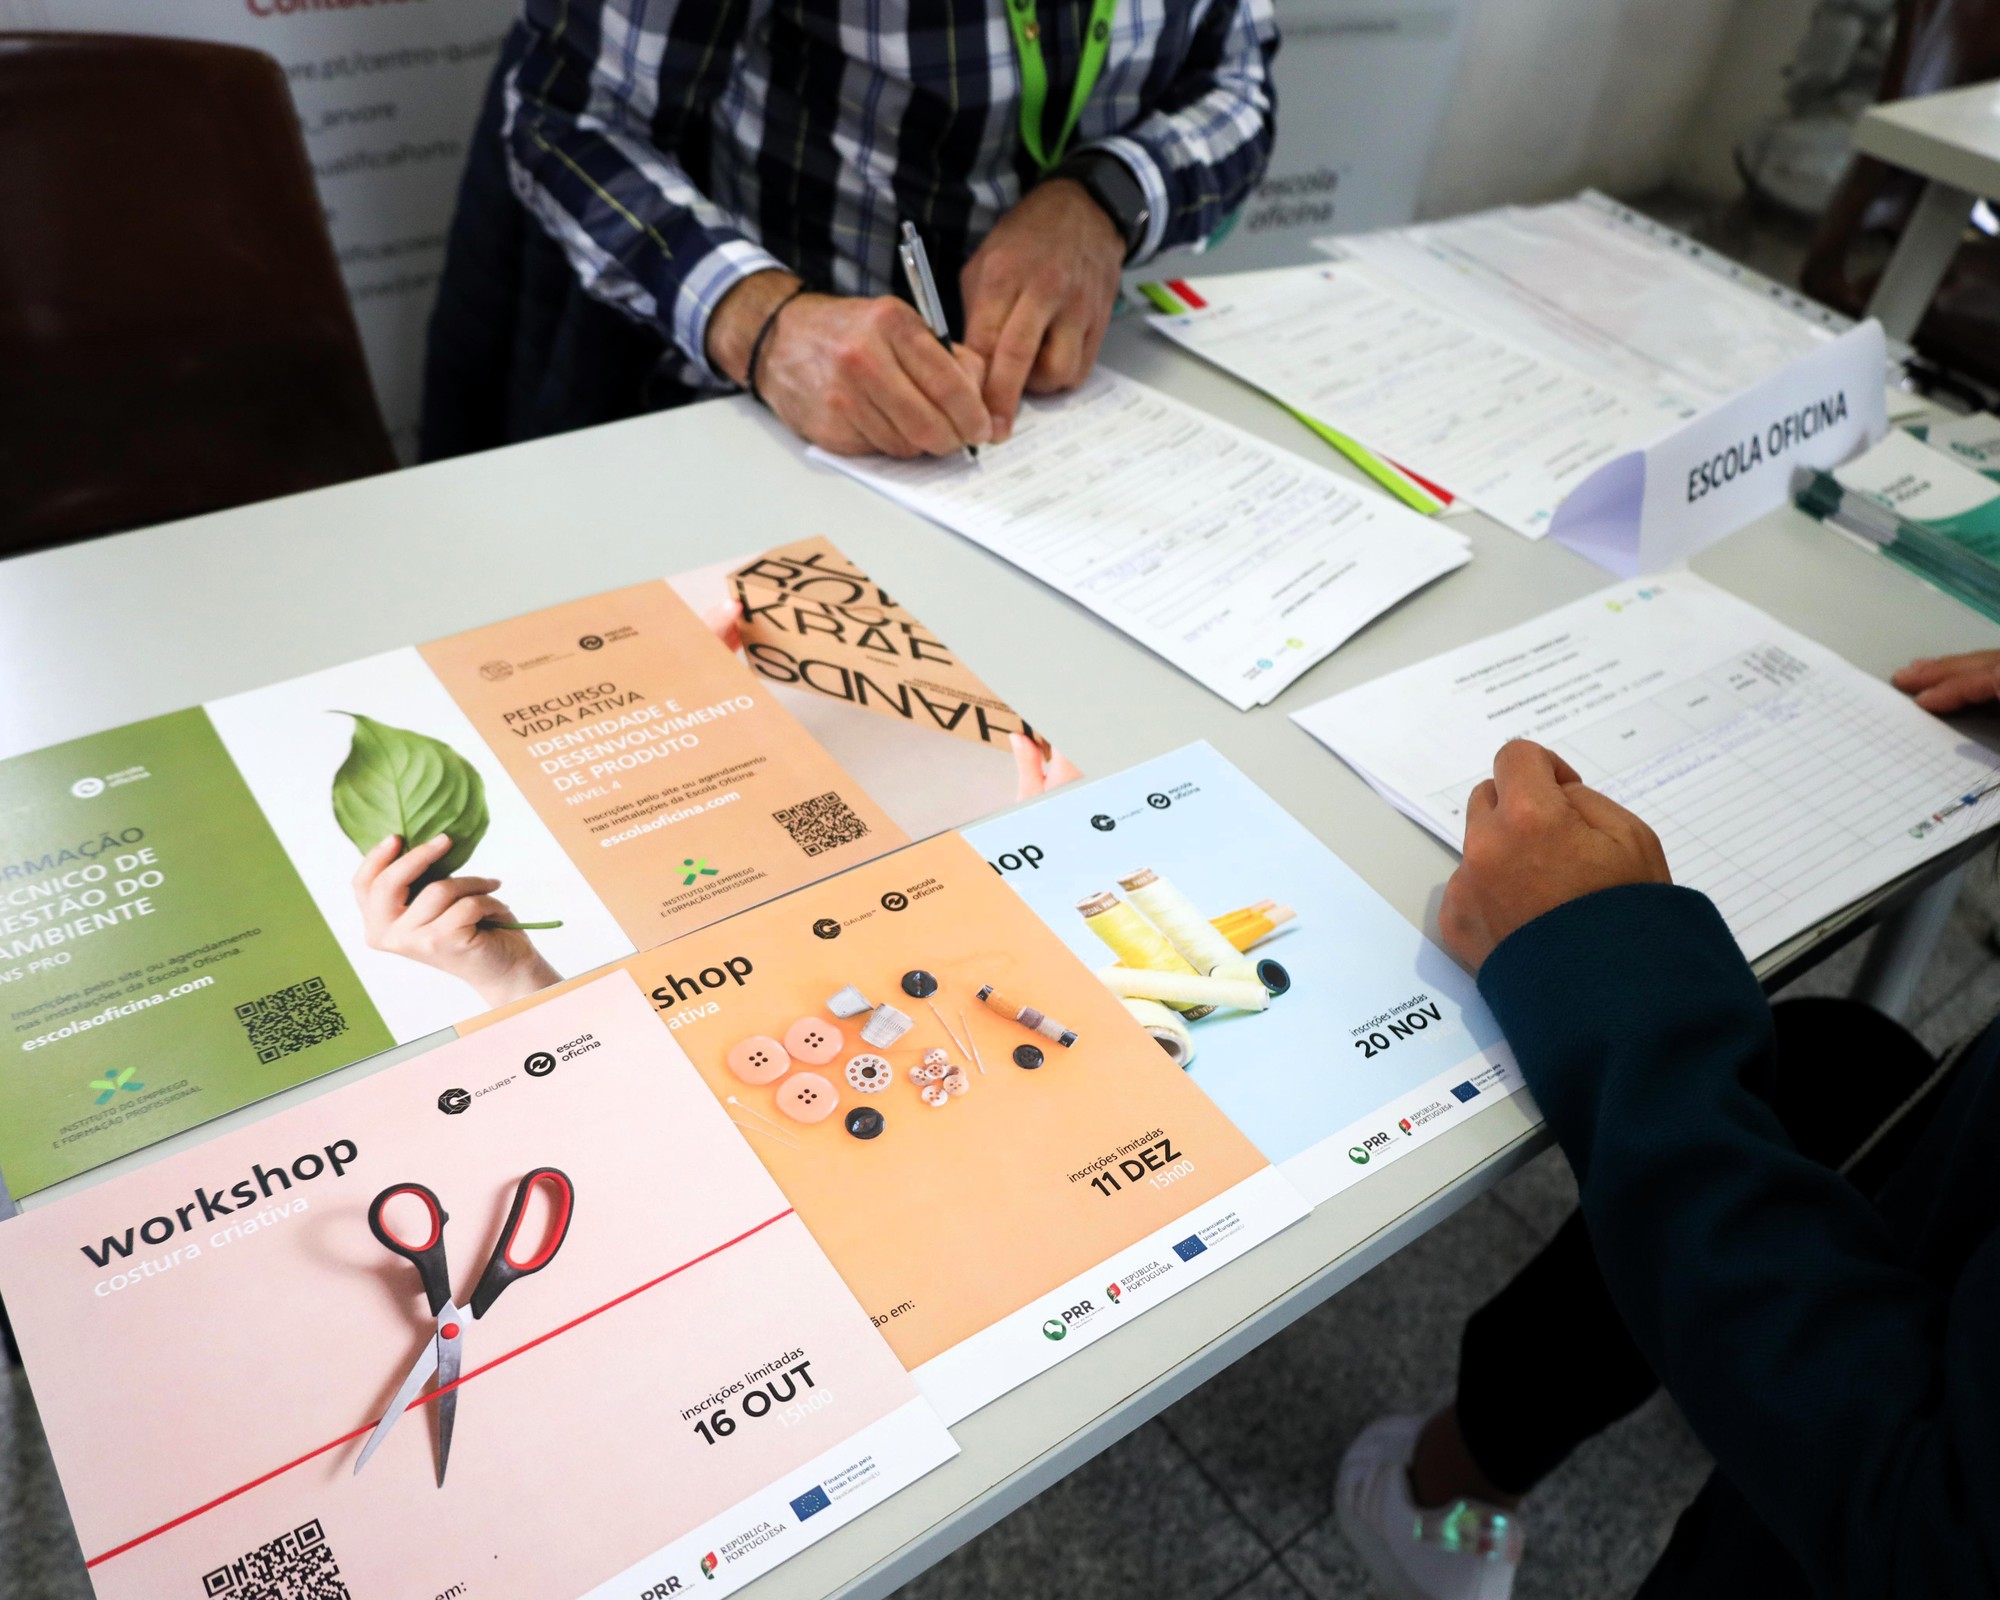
xmin=0 ymin=711 xmax=392 ymax=1194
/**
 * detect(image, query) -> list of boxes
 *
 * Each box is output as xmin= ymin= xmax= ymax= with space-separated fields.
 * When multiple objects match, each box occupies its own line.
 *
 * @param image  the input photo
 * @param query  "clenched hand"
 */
xmin=1439 ymin=740 xmax=1672 ymax=972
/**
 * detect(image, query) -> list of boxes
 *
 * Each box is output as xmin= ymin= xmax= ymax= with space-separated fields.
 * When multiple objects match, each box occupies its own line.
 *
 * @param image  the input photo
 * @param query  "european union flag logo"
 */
xmin=1172 ymin=1234 xmax=1207 ymax=1262
xmin=1451 ymin=1081 xmax=1481 ymax=1103
xmin=790 ymin=1485 xmax=832 ymax=1521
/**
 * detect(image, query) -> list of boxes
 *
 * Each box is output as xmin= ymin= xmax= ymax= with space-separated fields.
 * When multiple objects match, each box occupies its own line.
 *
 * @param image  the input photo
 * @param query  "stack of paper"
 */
xmin=1147 ymin=195 xmax=1855 ymax=541
xmin=1331 ymin=194 xmax=1839 ymax=412
xmin=814 ymin=370 xmax=1472 ymax=709
xmin=1292 ymin=572 xmax=2000 ymax=960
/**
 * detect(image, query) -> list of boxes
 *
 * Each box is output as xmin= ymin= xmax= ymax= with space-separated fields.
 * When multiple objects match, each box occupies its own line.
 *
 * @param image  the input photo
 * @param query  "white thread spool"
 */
xmin=1118 ymin=868 xmax=1255 ymax=981
xmin=1121 ymin=997 xmax=1197 ymax=1067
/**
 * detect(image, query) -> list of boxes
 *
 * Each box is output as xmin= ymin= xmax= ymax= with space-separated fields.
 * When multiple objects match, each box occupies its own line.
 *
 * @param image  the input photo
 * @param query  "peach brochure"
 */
xmin=0 ymin=537 xmax=1064 ymax=1196
xmin=466 ymin=832 xmax=1311 ymax=1423
xmin=0 ymin=974 xmax=956 ymax=1600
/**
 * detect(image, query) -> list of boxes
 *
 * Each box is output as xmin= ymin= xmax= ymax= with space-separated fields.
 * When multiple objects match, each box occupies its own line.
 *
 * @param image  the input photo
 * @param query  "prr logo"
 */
xmin=438 ymin=1087 xmax=472 ymax=1115
xmin=1090 ymin=813 xmax=1116 ymax=832
xmin=1146 ymin=792 xmax=1171 ymax=810
xmin=1347 ymin=1145 xmax=1371 ymax=1165
xmin=579 ymin=634 xmax=604 ymax=650
xmin=880 ymin=891 xmax=909 ymax=912
xmin=478 ymin=659 xmax=515 ymax=681
xmin=69 ymin=776 xmax=104 ymax=799
xmin=1041 ymin=1318 xmax=1067 ymax=1341
xmin=812 ymin=917 xmax=842 ymax=940
xmin=523 ymin=1051 xmax=556 ymax=1078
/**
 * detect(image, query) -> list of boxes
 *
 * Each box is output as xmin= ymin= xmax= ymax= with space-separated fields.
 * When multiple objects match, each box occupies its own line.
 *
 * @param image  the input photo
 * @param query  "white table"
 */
xmin=1855 ymin=78 xmax=2000 ymax=343
xmin=3 ymin=315 xmax=1996 ymax=1599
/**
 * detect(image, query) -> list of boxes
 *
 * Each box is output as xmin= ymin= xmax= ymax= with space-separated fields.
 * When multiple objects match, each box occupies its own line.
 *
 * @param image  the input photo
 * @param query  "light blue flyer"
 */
xmin=964 ymin=743 xmax=1529 ymax=1203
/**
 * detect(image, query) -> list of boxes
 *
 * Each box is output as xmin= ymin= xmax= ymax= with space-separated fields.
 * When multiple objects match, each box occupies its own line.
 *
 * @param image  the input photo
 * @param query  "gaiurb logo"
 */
xmin=812 ymin=918 xmax=842 ymax=940
xmin=438 ymin=1087 xmax=472 ymax=1115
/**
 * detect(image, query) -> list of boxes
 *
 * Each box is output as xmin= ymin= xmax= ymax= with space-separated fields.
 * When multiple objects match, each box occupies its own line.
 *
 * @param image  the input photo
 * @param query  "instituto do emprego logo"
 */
xmin=1348 ymin=1145 xmax=1371 ymax=1165
xmin=70 ymin=776 xmax=105 ymax=799
xmin=88 ymin=1067 xmax=145 ymax=1105
xmin=1041 ymin=1318 xmax=1067 ymax=1341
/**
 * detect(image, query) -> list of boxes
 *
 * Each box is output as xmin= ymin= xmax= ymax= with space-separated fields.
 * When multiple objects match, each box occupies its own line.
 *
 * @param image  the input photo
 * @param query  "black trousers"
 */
xmin=1455 ymin=996 xmax=1955 ymax=1496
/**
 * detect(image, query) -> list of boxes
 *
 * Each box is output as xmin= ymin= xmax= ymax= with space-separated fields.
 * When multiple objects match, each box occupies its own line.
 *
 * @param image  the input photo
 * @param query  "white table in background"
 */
xmin=2 ymin=315 xmax=1995 ymax=1600
xmin=1855 ymin=77 xmax=2000 ymax=342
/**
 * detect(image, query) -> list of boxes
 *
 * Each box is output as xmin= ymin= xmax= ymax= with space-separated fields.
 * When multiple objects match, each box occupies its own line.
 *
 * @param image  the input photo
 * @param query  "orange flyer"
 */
xmin=418 ymin=580 xmax=905 ymax=942
xmin=469 ymin=832 xmax=1307 ymax=1422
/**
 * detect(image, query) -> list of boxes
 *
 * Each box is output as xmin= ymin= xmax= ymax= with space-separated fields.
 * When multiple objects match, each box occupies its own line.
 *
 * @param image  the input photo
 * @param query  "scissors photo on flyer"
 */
xmin=355 ymin=1166 xmax=576 ymax=1486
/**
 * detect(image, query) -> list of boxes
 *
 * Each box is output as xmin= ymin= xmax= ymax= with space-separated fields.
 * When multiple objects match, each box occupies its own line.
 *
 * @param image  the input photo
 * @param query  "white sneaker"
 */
xmin=1335 ymin=1414 xmax=1524 ymax=1600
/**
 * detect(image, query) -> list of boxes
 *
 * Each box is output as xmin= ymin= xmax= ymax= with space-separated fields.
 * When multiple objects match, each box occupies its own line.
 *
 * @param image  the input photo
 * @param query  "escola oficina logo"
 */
xmin=88 ymin=1067 xmax=145 ymax=1106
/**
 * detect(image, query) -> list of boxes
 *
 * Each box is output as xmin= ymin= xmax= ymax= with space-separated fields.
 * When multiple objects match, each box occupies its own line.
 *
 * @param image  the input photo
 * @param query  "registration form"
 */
xmin=815 ymin=370 xmax=1472 ymax=709
xmin=1150 ymin=265 xmax=1662 ymax=539
xmin=1292 ymin=573 xmax=2000 ymax=959
xmin=1330 ymin=196 xmax=1837 ymax=414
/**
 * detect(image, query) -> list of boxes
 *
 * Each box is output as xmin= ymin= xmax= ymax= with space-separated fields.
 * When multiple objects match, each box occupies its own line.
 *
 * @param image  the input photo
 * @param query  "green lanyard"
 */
xmin=1007 ymin=0 xmax=1119 ymax=173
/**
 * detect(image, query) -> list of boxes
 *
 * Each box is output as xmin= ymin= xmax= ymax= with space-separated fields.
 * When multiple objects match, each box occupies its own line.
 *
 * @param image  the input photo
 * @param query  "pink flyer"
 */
xmin=0 ymin=973 xmax=954 ymax=1599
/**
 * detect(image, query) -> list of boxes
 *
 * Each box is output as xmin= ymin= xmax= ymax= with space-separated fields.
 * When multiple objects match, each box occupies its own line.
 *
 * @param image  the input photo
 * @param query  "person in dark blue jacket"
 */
xmin=1337 ymin=646 xmax=2000 ymax=1600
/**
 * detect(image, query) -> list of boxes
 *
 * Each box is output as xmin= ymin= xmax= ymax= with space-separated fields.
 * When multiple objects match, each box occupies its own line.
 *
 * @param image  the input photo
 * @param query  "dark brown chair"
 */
xmin=0 ymin=32 xmax=396 ymax=554
xmin=1800 ymin=0 xmax=2000 ymax=390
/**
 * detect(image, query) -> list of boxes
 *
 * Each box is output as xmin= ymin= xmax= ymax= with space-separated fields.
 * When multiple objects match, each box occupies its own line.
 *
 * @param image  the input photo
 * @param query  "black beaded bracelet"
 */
xmin=745 ymin=283 xmax=811 ymax=405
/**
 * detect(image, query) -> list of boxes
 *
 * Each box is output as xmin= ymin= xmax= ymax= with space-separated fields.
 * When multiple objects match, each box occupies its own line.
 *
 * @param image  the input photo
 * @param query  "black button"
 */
xmin=1013 ymin=1043 xmax=1045 ymax=1070
xmin=901 ymin=969 xmax=939 ymax=998
xmin=845 ymin=1107 xmax=886 ymax=1140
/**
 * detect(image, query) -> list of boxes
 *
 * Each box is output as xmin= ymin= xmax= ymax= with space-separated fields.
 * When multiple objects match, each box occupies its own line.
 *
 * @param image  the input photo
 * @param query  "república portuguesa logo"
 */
xmin=701 ymin=1552 xmax=719 ymax=1580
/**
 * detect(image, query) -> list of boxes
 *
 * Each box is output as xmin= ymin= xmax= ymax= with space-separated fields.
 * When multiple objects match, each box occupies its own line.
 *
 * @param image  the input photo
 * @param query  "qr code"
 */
xmin=773 ymin=791 xmax=870 ymax=857
xmin=235 ymin=977 xmax=348 ymax=1064
xmin=201 ymin=1519 xmax=349 ymax=1599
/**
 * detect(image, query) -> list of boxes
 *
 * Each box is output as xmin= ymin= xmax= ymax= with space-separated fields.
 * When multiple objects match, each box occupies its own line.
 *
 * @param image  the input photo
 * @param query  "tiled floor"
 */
xmin=7 ymin=859 xmax=1996 ymax=1600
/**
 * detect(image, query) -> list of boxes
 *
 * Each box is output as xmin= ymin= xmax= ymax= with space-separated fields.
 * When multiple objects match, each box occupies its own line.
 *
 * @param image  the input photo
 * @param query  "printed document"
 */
xmin=1329 ymin=196 xmax=1836 ymax=413
xmin=1150 ymin=265 xmax=1663 ymax=539
xmin=814 ymin=371 xmax=1472 ymax=709
xmin=964 ymin=743 xmax=1528 ymax=1205
xmin=1292 ymin=573 xmax=2000 ymax=960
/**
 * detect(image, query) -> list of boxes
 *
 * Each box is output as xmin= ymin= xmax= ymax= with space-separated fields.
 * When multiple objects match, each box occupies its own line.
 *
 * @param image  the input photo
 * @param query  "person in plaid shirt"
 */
xmin=492 ymin=0 xmax=1277 ymax=457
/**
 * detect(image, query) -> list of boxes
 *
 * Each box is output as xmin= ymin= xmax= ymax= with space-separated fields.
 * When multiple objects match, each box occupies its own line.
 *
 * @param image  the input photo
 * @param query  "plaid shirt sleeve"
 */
xmin=501 ymin=0 xmax=786 ymax=386
xmin=1080 ymin=0 xmax=1279 ymax=264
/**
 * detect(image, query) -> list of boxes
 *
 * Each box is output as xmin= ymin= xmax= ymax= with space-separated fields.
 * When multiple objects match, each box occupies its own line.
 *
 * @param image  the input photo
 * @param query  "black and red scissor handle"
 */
xmin=367 ymin=1167 xmax=574 ymax=1321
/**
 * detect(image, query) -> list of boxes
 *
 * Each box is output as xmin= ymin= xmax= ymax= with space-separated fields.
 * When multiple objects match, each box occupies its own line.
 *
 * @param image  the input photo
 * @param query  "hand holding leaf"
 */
xmin=331 ymin=713 xmax=558 ymax=931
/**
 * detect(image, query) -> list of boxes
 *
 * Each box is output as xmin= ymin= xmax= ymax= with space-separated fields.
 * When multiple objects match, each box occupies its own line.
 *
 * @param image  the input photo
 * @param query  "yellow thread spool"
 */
xmin=1077 ymin=891 xmax=1213 ymax=1018
xmin=1119 ymin=868 xmax=1254 ymax=979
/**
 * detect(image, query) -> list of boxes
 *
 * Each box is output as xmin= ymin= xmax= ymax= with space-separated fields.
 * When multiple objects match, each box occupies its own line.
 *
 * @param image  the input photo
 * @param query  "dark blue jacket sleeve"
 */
xmin=1479 ymin=884 xmax=2000 ymax=1598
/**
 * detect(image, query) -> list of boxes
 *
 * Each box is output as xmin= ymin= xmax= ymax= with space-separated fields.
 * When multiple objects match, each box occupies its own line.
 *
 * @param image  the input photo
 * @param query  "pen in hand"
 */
xmin=898 ymin=221 xmax=980 ymax=465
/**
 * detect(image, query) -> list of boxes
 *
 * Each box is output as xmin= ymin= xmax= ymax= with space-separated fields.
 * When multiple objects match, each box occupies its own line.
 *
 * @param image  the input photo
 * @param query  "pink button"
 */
xmin=776 ymin=1072 xmax=839 ymax=1123
xmin=783 ymin=1017 xmax=842 ymax=1065
xmin=726 ymin=1035 xmax=790 ymax=1085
